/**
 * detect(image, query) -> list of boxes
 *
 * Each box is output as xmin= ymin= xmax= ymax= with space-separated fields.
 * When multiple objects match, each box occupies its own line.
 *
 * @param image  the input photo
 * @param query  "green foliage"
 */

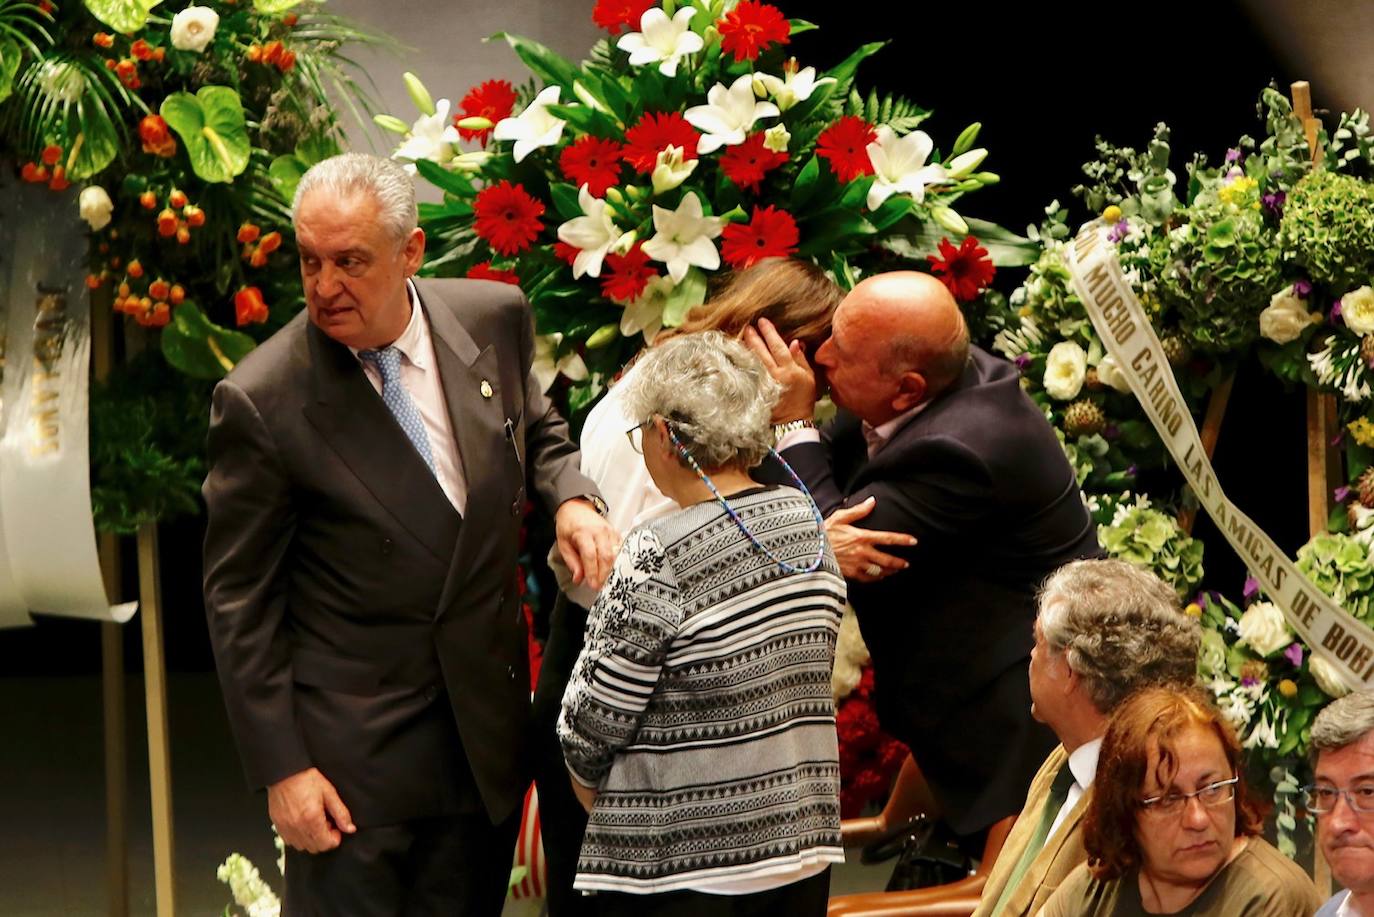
xmin=161 ymin=85 xmax=251 ymax=183
xmin=161 ymin=301 xmax=258 ymax=379
xmin=1096 ymin=495 xmax=1205 ymax=598
xmin=1297 ymin=533 xmax=1374 ymax=625
xmin=83 ymin=0 xmax=162 ymax=35
xmin=843 ymin=87 xmax=927 ymax=135
xmin=1278 ymin=170 xmax=1374 ymax=292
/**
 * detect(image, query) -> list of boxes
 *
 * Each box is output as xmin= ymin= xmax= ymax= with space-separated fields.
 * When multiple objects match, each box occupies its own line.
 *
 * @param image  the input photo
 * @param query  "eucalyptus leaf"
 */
xmin=161 ymin=302 xmax=257 ymax=380
xmin=160 ymin=86 xmax=250 ymax=183
xmin=83 ymin=0 xmax=163 ymax=35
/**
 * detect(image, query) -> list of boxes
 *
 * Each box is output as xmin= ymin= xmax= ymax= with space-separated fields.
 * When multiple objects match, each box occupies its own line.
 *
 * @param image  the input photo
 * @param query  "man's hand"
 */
xmin=556 ymin=498 xmax=619 ymax=592
xmin=568 ymin=770 xmax=598 ymax=814
xmin=268 ymin=767 xmax=356 ymax=853
xmin=826 ymin=497 xmax=917 ymax=583
xmin=743 ymin=317 xmax=818 ymax=423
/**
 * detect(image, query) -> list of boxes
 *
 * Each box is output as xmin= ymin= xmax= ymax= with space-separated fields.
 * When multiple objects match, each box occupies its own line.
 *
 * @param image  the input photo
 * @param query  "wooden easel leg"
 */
xmin=137 ymin=523 xmax=176 ymax=917
xmin=101 ymin=619 xmax=128 ymax=917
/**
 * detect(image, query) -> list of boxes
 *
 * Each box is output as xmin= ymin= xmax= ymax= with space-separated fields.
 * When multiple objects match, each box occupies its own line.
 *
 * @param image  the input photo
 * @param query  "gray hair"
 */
xmin=1313 ymin=691 xmax=1374 ymax=753
xmin=1037 ymin=558 xmax=1201 ymax=714
xmin=623 ymin=331 xmax=781 ymax=471
xmin=292 ymin=153 xmax=417 ymax=243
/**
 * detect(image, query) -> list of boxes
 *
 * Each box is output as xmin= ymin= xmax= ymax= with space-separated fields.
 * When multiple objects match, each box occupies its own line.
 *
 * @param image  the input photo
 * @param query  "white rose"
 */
xmin=1310 ymin=653 xmax=1354 ymax=699
xmin=1343 ymin=286 xmax=1374 ymax=336
xmin=170 ymin=6 xmax=219 ymax=54
xmin=1259 ymin=285 xmax=1320 ymax=344
xmin=1095 ymin=354 xmax=1133 ymax=393
xmin=1043 ymin=341 xmax=1087 ymax=400
xmin=78 ymin=185 xmax=113 ymax=231
xmin=1236 ymin=601 xmax=1294 ymax=657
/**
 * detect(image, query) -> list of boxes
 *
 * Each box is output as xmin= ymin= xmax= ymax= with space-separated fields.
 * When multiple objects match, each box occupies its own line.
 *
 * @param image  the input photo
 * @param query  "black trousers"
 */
xmin=283 ymin=809 xmax=520 ymax=917
xmin=530 ymin=594 xmax=596 ymax=916
xmin=594 ymin=868 xmax=831 ymax=917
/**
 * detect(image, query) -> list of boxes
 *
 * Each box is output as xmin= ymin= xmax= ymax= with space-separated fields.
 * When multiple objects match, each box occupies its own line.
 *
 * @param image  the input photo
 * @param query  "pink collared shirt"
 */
xmin=350 ymin=280 xmax=467 ymax=514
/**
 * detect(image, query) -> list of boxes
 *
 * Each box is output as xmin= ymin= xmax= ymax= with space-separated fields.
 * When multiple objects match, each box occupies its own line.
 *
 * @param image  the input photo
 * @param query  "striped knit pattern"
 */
xmin=558 ymin=486 xmax=847 ymax=894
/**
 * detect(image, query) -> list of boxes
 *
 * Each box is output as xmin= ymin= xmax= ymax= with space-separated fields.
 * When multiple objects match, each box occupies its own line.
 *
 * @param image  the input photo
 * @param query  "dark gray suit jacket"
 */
xmin=202 ymin=278 xmax=597 ymax=827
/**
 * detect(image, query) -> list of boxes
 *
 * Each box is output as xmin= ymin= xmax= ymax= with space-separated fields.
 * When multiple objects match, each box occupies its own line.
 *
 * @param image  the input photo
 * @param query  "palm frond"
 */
xmin=2 ymin=50 xmax=136 ymax=176
xmin=0 ymin=0 xmax=53 ymax=57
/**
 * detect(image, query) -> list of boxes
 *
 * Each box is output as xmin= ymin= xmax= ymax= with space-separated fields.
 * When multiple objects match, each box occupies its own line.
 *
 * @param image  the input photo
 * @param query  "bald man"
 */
xmin=748 ymin=272 xmax=1099 ymax=840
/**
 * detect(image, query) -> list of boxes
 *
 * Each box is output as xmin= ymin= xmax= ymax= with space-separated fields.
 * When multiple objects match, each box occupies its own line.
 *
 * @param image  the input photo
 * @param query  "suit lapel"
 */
xmin=301 ymin=320 xmax=459 ymax=563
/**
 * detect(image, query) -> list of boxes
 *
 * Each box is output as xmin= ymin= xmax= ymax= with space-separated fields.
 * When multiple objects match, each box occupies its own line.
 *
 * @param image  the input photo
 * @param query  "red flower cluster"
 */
xmin=926 ymin=235 xmax=995 ymax=303
xmin=719 ymin=132 xmax=789 ymax=193
xmin=466 ymin=262 xmax=521 ymax=286
xmin=817 ymin=116 xmax=877 ymax=183
xmin=458 ymin=79 xmax=517 ymax=147
xmin=592 ymin=0 xmax=656 ymax=35
xmin=721 ymin=206 xmax=798 ymax=269
xmin=836 ymin=667 xmax=910 ymax=818
xmin=600 ymin=243 xmax=658 ymax=303
xmin=474 ymin=181 xmax=546 ymax=256
xmin=139 ymin=114 xmax=177 ymax=158
xmin=560 ymin=136 xmax=624 ymax=197
xmin=622 ymin=111 xmax=700 ymax=174
xmin=716 ymin=1 xmax=790 ymax=62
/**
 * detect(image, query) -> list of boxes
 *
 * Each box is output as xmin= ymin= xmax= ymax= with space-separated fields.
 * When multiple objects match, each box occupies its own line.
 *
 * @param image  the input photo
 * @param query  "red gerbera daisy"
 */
xmin=600 ymin=243 xmax=659 ymax=303
xmin=466 ymin=261 xmax=521 ymax=286
xmin=622 ymin=111 xmax=700 ymax=174
xmin=553 ymin=242 xmax=581 ymax=265
xmin=926 ymin=235 xmax=996 ymax=303
xmin=457 ymin=80 xmax=518 ymax=147
xmin=473 ymin=181 xmax=546 ymax=256
xmin=817 ymin=116 xmax=877 ymax=183
xmin=719 ymin=132 xmax=789 ymax=193
xmin=716 ymin=1 xmax=791 ymax=62
xmin=592 ymin=0 xmax=656 ymax=34
xmin=560 ymin=136 xmax=624 ymax=198
xmin=720 ymin=206 xmax=799 ymax=270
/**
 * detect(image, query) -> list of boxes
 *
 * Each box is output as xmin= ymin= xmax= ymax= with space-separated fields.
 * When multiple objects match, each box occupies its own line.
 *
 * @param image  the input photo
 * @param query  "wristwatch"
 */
xmin=582 ymin=493 xmax=609 ymax=516
xmin=772 ymin=419 xmax=817 ymax=444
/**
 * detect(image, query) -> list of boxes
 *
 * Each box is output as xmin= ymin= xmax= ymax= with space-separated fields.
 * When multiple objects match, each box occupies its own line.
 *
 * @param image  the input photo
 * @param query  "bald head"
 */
xmin=846 ymin=272 xmax=970 ymax=396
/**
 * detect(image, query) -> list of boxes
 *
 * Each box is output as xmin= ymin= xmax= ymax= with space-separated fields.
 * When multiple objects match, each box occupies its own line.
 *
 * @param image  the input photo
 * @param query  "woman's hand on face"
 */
xmin=743 ymin=318 xmax=817 ymax=423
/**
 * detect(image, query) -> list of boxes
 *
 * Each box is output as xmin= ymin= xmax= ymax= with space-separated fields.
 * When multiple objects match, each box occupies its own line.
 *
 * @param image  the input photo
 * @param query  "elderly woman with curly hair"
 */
xmin=557 ymin=331 xmax=847 ymax=916
xmin=1041 ymin=685 xmax=1318 ymax=916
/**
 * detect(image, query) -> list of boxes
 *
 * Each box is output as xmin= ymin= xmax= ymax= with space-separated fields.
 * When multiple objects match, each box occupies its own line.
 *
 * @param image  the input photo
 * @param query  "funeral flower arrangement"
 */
xmin=385 ymin=0 xmax=1011 ymax=415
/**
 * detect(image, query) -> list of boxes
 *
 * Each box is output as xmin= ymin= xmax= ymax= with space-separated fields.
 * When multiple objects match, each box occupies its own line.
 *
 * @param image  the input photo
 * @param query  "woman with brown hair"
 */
xmin=1041 ymin=685 xmax=1318 ymax=915
xmin=532 ymin=257 xmax=844 ymax=916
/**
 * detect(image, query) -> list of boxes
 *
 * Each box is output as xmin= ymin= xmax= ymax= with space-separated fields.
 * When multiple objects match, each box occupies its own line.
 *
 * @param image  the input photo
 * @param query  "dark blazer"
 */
xmin=781 ymin=345 xmax=1099 ymax=835
xmin=202 ymin=278 xmax=597 ymax=828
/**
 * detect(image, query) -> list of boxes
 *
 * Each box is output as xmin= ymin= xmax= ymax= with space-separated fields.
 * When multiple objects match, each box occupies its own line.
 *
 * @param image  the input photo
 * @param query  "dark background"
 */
xmin=0 ymin=0 xmax=1323 ymax=676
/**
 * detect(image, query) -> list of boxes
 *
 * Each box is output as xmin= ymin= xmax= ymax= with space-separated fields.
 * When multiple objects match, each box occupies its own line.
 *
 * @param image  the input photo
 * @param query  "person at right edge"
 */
xmin=745 ymin=270 xmax=1101 ymax=846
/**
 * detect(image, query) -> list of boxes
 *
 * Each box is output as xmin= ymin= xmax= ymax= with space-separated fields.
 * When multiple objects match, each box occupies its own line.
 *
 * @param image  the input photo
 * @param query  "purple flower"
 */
xmin=1243 ymin=576 xmax=1260 ymax=600
xmin=1225 ymin=148 xmax=1242 ymax=164
xmin=1333 ymin=299 xmax=1345 ymax=323
xmin=1333 ymin=430 xmax=1347 ymax=448
xmin=1125 ymin=464 xmax=1138 ymax=477
xmin=1336 ymin=485 xmax=1353 ymax=503
xmin=1262 ymin=190 xmax=1287 ymax=217
xmin=1283 ymin=643 xmax=1304 ymax=668
xmin=1103 ymin=424 xmax=1120 ymax=440
xmin=1014 ymin=353 xmax=1031 ymax=371
xmin=1107 ymin=218 xmax=1130 ymax=244
xmin=1292 ymin=278 xmax=1311 ymax=297
xmin=1241 ymin=676 xmax=1258 ymax=688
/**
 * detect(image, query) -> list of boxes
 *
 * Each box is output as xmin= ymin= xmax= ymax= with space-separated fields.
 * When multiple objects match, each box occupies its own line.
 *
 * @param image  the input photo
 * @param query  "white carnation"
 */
xmin=1237 ymin=601 xmax=1295 ymax=657
xmin=170 ymin=6 xmax=219 ymax=54
xmin=1043 ymin=341 xmax=1088 ymax=400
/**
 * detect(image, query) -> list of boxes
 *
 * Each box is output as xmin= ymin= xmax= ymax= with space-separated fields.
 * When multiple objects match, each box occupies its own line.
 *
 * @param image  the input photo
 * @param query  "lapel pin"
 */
xmin=480 ymin=379 xmax=493 ymax=399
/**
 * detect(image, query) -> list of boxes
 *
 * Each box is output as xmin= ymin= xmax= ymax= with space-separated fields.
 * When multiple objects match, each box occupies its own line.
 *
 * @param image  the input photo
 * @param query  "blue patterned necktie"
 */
xmin=358 ymin=345 xmax=437 ymax=476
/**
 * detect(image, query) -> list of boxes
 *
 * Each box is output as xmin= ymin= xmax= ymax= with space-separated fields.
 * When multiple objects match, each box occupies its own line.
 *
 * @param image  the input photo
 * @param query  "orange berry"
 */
xmin=169 ymin=188 xmax=188 ymax=209
xmin=246 ymin=44 xmax=263 ymax=63
xmin=152 ymin=47 xmax=165 ymax=63
xmin=118 ymin=283 xmax=131 ymax=298
xmin=98 ymin=242 xmax=110 ymax=254
xmin=109 ymin=256 xmax=122 ymax=269
xmin=140 ymin=190 xmax=158 ymax=210
xmin=176 ymin=225 xmax=191 ymax=245
xmin=93 ymin=32 xmax=114 ymax=49
xmin=236 ymin=222 xmax=261 ymax=244
xmin=115 ymin=59 xmax=136 ymax=81
xmin=40 ymin=144 xmax=62 ymax=166
xmin=262 ymin=41 xmax=283 ymax=66
xmin=157 ymin=209 xmax=178 ymax=237
xmin=276 ymin=49 xmax=296 ymax=72
xmin=148 ymin=279 xmax=170 ymax=300
xmin=258 ymin=231 xmax=283 ymax=254
xmin=169 ymin=284 xmax=185 ymax=305
xmin=140 ymin=296 xmax=152 ymax=310
xmin=184 ymin=205 xmax=206 ymax=228
xmin=127 ymin=259 xmax=144 ymax=279
xmin=283 ymin=13 xmax=298 ymax=25
xmin=130 ymin=38 xmax=153 ymax=61
xmin=48 ymin=166 xmax=69 ymax=191
xmin=20 ymin=162 xmax=43 ymax=183
xmin=86 ymin=274 xmax=103 ymax=289
xmin=249 ymin=248 xmax=268 ymax=268
xmin=104 ymin=58 xmax=116 ymax=71
xmin=148 ymin=303 xmax=171 ymax=327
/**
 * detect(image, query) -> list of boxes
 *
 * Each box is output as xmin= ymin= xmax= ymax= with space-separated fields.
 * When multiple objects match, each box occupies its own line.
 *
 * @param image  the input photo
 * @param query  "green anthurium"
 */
xmin=252 ymin=0 xmax=304 ymax=13
xmin=268 ymin=154 xmax=307 ymax=204
xmin=0 ymin=40 xmax=19 ymax=104
xmin=160 ymin=86 xmax=250 ymax=183
xmin=161 ymin=302 xmax=257 ymax=379
xmin=83 ymin=0 xmax=164 ymax=34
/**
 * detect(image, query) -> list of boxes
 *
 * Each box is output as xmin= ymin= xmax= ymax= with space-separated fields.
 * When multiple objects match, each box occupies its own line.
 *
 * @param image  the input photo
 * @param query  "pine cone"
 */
xmin=1063 ymin=399 xmax=1107 ymax=437
xmin=1359 ymin=467 xmax=1374 ymax=509
xmin=1161 ymin=334 xmax=1191 ymax=368
xmin=1362 ymin=335 xmax=1374 ymax=372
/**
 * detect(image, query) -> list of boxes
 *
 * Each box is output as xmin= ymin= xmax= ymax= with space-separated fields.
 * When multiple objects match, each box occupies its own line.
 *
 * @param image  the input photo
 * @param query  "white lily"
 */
xmin=492 ymin=86 xmax=567 ymax=163
xmin=391 ymin=99 xmax=462 ymax=172
xmin=866 ymin=127 xmax=949 ymax=211
xmin=754 ymin=64 xmax=835 ymax=112
xmin=617 ymin=7 xmax=703 ymax=78
xmin=651 ymin=145 xmax=698 ymax=195
xmin=641 ymin=192 xmax=725 ymax=284
xmin=621 ymin=275 xmax=674 ymax=343
xmin=557 ymin=184 xmax=628 ymax=279
xmin=533 ymin=332 xmax=589 ymax=393
xmin=684 ymin=74 xmax=779 ymax=154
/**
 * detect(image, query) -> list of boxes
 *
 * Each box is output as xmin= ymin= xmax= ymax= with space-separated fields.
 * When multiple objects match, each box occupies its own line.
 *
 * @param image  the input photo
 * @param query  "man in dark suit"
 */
xmin=203 ymin=153 xmax=616 ymax=915
xmin=747 ymin=271 xmax=1099 ymax=839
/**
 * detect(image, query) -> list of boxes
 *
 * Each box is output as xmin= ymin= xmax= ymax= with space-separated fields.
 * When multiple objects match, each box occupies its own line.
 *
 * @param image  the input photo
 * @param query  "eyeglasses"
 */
xmin=1302 ymin=784 xmax=1374 ymax=814
xmin=625 ymin=419 xmax=656 ymax=455
xmin=1139 ymin=776 xmax=1239 ymax=816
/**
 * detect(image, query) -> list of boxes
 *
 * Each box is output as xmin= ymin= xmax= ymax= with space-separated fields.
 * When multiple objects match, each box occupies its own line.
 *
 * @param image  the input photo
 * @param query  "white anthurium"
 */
xmin=866 ymin=127 xmax=949 ymax=211
xmin=685 ymin=74 xmax=779 ymax=154
xmin=651 ymin=145 xmax=698 ymax=195
xmin=641 ymin=192 xmax=726 ymax=284
xmin=391 ymin=99 xmax=462 ymax=173
xmin=617 ymin=7 xmax=704 ymax=78
xmin=533 ymin=333 xmax=588 ymax=393
xmin=754 ymin=65 xmax=835 ymax=112
xmin=492 ymin=85 xmax=567 ymax=163
xmin=557 ymin=184 xmax=629 ymax=279
xmin=621 ymin=275 xmax=674 ymax=343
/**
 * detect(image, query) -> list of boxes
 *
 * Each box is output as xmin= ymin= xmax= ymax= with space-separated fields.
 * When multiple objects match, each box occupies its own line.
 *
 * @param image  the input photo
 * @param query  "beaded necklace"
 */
xmin=665 ymin=424 xmax=829 ymax=575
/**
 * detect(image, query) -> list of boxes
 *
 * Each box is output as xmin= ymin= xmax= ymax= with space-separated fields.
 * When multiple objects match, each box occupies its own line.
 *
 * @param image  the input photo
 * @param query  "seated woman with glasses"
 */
xmin=557 ymin=331 xmax=846 ymax=915
xmin=1041 ymin=685 xmax=1319 ymax=916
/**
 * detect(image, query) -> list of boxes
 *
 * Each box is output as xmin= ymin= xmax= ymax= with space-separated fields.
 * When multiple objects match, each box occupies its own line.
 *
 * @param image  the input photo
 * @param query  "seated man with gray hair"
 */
xmin=969 ymin=558 xmax=1202 ymax=916
xmin=1310 ymin=690 xmax=1374 ymax=916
